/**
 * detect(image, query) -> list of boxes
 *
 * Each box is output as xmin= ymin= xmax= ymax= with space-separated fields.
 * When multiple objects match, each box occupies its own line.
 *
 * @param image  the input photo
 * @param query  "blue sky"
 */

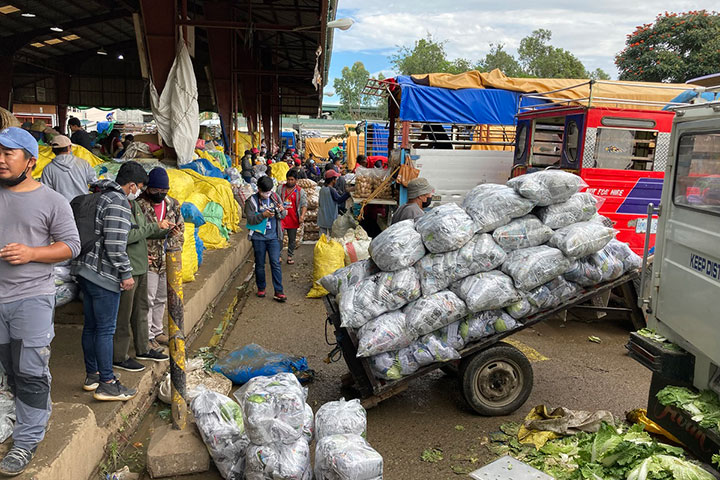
xmin=323 ymin=0 xmax=718 ymax=104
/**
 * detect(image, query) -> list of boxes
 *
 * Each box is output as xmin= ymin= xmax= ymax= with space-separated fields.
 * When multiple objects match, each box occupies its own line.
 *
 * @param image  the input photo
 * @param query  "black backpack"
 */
xmin=70 ymin=191 xmax=105 ymax=256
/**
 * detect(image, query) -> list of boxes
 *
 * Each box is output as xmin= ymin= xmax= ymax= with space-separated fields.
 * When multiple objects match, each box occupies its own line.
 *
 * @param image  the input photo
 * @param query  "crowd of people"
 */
xmin=0 ymin=126 xmax=183 ymax=475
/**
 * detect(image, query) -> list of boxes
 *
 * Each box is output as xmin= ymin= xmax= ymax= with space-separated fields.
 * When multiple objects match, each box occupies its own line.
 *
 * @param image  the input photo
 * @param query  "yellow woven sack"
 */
xmin=185 ymin=192 xmax=211 ymax=213
xmin=307 ymin=234 xmax=346 ymax=298
xmin=182 ymin=169 xmax=240 ymax=232
xmin=194 ymin=148 xmax=224 ymax=171
xmin=181 ymin=225 xmax=198 ymax=283
xmin=270 ymin=161 xmax=290 ymax=182
xmin=198 ymin=223 xmax=228 ymax=250
xmin=166 ymin=168 xmax=195 ymax=204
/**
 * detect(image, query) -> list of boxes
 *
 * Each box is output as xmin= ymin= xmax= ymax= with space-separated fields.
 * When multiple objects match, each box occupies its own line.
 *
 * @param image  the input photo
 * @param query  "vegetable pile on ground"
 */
xmin=487 ymin=421 xmax=715 ymax=480
xmin=657 ymin=386 xmax=720 ymax=431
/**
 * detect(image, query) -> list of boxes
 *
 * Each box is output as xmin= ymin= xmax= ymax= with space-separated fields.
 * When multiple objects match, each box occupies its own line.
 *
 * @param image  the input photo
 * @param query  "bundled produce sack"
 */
xmin=315 ymin=398 xmax=367 ymax=440
xmin=565 ymin=241 xmax=631 ymax=286
xmin=314 ymin=434 xmax=383 ymax=480
xmin=536 ymin=192 xmax=601 ymax=229
xmin=302 ymin=404 xmax=314 ymax=443
xmin=357 ymin=311 xmax=413 ymax=358
xmin=319 ymin=259 xmax=379 ymax=296
xmin=307 ymin=234 xmax=346 ymax=298
xmin=368 ymin=347 xmax=419 ymax=381
xmin=506 ymin=297 xmax=537 ymax=320
xmin=244 ymin=439 xmax=311 ymax=480
xmin=234 ymin=373 xmax=307 ymax=446
xmin=411 ymin=333 xmax=462 ymax=368
xmin=415 ymin=233 xmax=506 ymax=295
xmin=414 ymin=203 xmax=475 ymax=253
xmin=526 ymin=276 xmax=580 ymax=310
xmin=604 ymin=239 xmax=643 ymax=271
xmin=339 ymin=267 xmax=421 ymax=329
xmin=190 ymin=388 xmax=250 ymax=480
xmin=492 ymin=215 xmax=553 ymax=251
xmin=438 ymin=321 xmax=465 ymax=351
xmin=548 ymin=221 xmax=615 ymax=258
xmin=368 ymin=220 xmax=426 ymax=272
xmin=403 ymin=290 xmax=468 ymax=337
xmin=341 ymin=226 xmax=371 ymax=265
xmin=462 ymin=184 xmax=535 ymax=233
xmin=452 ymin=271 xmax=521 ymax=312
xmin=564 ymin=259 xmax=604 ymax=287
xmin=502 ymin=245 xmax=571 ymax=291
xmin=507 ymin=170 xmax=585 ymax=206
xmin=459 ymin=310 xmax=515 ymax=344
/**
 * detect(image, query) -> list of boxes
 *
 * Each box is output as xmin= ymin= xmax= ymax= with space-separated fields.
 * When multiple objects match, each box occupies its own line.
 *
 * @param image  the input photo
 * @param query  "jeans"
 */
xmin=78 ymin=276 xmax=121 ymax=383
xmin=319 ymin=227 xmax=331 ymax=237
xmin=146 ymin=271 xmax=167 ymax=339
xmin=252 ymin=237 xmax=283 ymax=294
xmin=113 ymin=274 xmax=149 ymax=362
xmin=0 ymin=295 xmax=55 ymax=450
xmin=286 ymin=228 xmax=298 ymax=257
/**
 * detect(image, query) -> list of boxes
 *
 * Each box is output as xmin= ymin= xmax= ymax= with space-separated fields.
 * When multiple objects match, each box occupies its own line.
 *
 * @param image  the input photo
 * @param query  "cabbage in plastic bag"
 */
xmin=369 ymin=347 xmax=419 ymax=380
xmin=302 ymin=403 xmax=314 ymax=443
xmin=319 ymin=259 xmax=379 ymax=296
xmin=564 ymin=259 xmax=605 ymax=287
xmin=459 ymin=311 xmax=498 ymax=343
xmin=357 ymin=311 xmax=413 ymax=358
xmin=411 ymin=334 xmax=461 ymax=367
xmin=314 ymin=434 xmax=383 ymax=480
xmin=507 ymin=170 xmax=586 ymax=206
xmin=315 ymin=398 xmax=367 ymax=441
xmin=536 ymin=192 xmax=600 ymax=229
xmin=244 ymin=439 xmax=311 ymax=480
xmin=414 ymin=203 xmax=476 ymax=253
xmin=368 ymin=219 xmax=426 ymax=272
xmin=415 ymin=233 xmax=506 ymax=296
xmin=527 ymin=276 xmax=580 ymax=309
xmin=339 ymin=267 xmax=421 ymax=329
xmin=492 ymin=214 xmax=553 ymax=251
xmin=452 ymin=270 xmax=521 ymax=313
xmin=403 ymin=290 xmax=468 ymax=337
xmin=234 ymin=373 xmax=307 ymax=446
xmin=439 ymin=320 xmax=465 ymax=351
xmin=505 ymin=297 xmax=537 ymax=320
xmin=604 ymin=239 xmax=642 ymax=271
xmin=190 ymin=388 xmax=250 ymax=479
xmin=502 ymin=245 xmax=571 ymax=291
xmin=548 ymin=221 xmax=615 ymax=258
xmin=461 ymin=184 xmax=535 ymax=233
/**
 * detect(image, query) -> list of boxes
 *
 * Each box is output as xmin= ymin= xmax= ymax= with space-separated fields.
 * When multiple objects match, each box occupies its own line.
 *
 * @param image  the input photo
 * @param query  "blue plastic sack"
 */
xmin=180 ymin=158 xmax=226 ymax=179
xmin=181 ymin=202 xmax=206 ymax=227
xmin=194 ymin=227 xmax=205 ymax=265
xmin=212 ymin=344 xmax=310 ymax=385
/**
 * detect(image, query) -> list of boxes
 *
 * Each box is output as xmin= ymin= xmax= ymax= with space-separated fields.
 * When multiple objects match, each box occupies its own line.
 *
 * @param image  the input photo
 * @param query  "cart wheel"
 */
xmin=459 ymin=342 xmax=533 ymax=416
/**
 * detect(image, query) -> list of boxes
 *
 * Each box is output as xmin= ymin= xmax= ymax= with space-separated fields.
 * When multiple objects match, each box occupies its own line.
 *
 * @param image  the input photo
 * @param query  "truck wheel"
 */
xmin=459 ymin=342 xmax=533 ymax=416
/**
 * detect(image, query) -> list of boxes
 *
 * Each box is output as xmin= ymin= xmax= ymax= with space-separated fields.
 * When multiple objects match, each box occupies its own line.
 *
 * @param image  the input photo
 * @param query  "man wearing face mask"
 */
xmin=391 ymin=177 xmax=435 ymax=225
xmin=137 ymin=168 xmax=184 ymax=349
xmin=72 ymin=161 xmax=148 ymax=402
xmin=0 ymin=127 xmax=81 ymax=476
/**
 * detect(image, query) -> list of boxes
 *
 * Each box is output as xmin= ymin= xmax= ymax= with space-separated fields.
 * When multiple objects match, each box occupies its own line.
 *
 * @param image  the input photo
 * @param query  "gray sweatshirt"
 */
xmin=41 ymin=153 xmax=98 ymax=202
xmin=0 ymin=184 xmax=81 ymax=303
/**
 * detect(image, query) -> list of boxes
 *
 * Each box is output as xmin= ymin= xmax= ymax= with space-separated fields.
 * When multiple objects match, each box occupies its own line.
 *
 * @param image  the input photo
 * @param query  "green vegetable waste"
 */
xmin=656 ymin=386 xmax=720 ymax=431
xmin=636 ymin=329 xmax=682 ymax=352
xmin=487 ymin=421 xmax=714 ymax=480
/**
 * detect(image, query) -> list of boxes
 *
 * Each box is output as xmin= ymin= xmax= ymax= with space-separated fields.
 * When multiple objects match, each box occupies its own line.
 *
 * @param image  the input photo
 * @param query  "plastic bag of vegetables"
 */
xmin=536 ymin=192 xmax=601 ymax=229
xmin=603 ymin=239 xmax=642 ymax=271
xmin=319 ymin=259 xmax=379 ymax=296
xmin=368 ymin=348 xmax=419 ymax=380
xmin=368 ymin=220 xmax=426 ymax=272
xmin=315 ymin=398 xmax=367 ymax=441
xmin=403 ymin=290 xmax=468 ymax=337
xmin=415 ymin=233 xmax=506 ymax=296
xmin=492 ymin=214 xmax=553 ymax=251
xmin=414 ymin=203 xmax=476 ymax=253
xmin=356 ymin=311 xmax=413 ymax=358
xmin=461 ymin=184 xmax=535 ymax=233
xmin=507 ymin=170 xmax=586 ymax=206
xmin=505 ymin=297 xmax=537 ymax=320
xmin=452 ymin=271 xmax=521 ymax=313
xmin=411 ymin=333 xmax=461 ymax=367
xmin=244 ymin=439 xmax=311 ymax=480
xmin=502 ymin=245 xmax=571 ymax=291
xmin=548 ymin=221 xmax=615 ymax=258
xmin=314 ymin=434 xmax=383 ymax=480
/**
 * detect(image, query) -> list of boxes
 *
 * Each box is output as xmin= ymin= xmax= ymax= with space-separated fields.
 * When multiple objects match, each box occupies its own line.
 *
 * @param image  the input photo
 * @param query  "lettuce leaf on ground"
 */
xmin=657 ymin=386 xmax=720 ymax=431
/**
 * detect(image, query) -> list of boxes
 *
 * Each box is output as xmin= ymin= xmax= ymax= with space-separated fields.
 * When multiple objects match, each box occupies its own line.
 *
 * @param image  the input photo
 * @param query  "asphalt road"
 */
xmin=141 ymin=243 xmax=652 ymax=480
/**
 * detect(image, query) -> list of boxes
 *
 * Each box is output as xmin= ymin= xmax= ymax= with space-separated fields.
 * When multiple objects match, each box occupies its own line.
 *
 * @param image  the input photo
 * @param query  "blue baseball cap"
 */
xmin=0 ymin=127 xmax=39 ymax=159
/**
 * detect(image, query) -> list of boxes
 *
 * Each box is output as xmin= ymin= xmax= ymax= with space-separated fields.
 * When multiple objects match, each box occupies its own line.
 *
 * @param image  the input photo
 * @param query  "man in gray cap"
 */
xmin=392 ymin=177 xmax=434 ymax=225
xmin=40 ymin=135 xmax=97 ymax=201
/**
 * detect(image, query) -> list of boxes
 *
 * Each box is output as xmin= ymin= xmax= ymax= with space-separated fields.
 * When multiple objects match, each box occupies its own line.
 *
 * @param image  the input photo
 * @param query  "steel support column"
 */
xmin=139 ymin=0 xmax=176 ymax=92
xmin=205 ymin=1 xmax=233 ymax=154
xmin=55 ymin=74 xmax=70 ymax=134
xmin=271 ymin=76 xmax=280 ymax=153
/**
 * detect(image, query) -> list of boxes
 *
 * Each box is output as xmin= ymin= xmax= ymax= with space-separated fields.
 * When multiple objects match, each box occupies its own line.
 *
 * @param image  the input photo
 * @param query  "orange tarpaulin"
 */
xmin=411 ymin=69 xmax=694 ymax=109
xmin=304 ymin=137 xmax=340 ymax=158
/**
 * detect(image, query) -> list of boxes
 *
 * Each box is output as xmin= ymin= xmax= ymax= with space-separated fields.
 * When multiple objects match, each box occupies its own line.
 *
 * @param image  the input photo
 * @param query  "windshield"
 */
xmin=674 ymin=132 xmax=720 ymax=214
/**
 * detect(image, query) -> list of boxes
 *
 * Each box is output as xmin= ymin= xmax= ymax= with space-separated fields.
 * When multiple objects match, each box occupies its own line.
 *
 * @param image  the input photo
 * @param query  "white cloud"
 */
xmin=333 ymin=0 xmax=718 ymax=76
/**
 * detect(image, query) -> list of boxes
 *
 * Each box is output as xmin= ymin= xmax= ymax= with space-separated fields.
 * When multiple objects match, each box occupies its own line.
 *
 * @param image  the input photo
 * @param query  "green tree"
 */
xmin=390 ymin=34 xmax=471 ymax=75
xmin=477 ymin=43 xmax=524 ymax=77
xmin=589 ymin=68 xmax=611 ymax=80
xmin=615 ymin=10 xmax=720 ymax=83
xmin=333 ymin=61 xmax=371 ymax=119
xmin=518 ymin=29 xmax=588 ymax=78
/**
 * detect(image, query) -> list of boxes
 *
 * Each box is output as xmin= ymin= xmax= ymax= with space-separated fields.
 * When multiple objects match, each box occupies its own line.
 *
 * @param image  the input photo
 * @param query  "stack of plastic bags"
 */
xmin=321 ymin=170 xmax=643 ymax=382
xmin=54 ymin=261 xmax=78 ymax=307
xmin=314 ymin=399 xmax=383 ymax=480
xmin=234 ymin=373 xmax=314 ymax=480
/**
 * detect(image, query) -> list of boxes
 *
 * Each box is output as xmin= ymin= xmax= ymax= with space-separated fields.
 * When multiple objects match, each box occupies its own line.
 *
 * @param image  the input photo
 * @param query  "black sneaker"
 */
xmin=136 ymin=349 xmax=169 ymax=362
xmin=113 ymin=358 xmax=146 ymax=372
xmin=0 ymin=446 xmax=35 ymax=476
xmin=93 ymin=379 xmax=137 ymax=402
xmin=83 ymin=373 xmax=100 ymax=391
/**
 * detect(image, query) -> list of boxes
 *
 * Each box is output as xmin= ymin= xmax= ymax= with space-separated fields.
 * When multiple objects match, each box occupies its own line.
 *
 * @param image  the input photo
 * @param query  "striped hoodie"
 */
xmin=72 ymin=179 xmax=133 ymax=292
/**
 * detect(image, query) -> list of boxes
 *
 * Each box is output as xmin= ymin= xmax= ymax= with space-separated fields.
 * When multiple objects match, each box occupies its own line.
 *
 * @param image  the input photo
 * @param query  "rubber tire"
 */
xmin=459 ymin=342 xmax=533 ymax=416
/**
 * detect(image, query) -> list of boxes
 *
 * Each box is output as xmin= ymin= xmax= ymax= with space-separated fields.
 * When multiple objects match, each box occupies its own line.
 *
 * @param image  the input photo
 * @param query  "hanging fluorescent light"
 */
xmin=21 ymin=11 xmax=35 ymax=17
xmin=117 ymin=53 xmax=124 ymax=60
xmin=50 ymin=26 xmax=63 ymax=32
xmin=97 ymin=47 xmax=108 ymax=56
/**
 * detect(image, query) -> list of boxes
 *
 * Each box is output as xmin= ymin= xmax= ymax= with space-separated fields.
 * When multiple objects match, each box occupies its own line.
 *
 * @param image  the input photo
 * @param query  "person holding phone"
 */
xmin=245 ymin=176 xmax=288 ymax=302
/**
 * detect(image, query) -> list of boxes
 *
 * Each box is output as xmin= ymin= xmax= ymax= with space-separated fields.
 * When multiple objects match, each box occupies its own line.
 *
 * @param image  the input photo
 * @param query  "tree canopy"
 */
xmin=615 ymin=10 xmax=720 ymax=83
xmin=333 ymin=62 xmax=371 ymax=119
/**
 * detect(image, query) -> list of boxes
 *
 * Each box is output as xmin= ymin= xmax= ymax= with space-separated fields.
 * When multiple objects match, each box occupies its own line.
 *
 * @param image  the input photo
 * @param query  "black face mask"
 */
xmin=0 ymin=161 xmax=30 ymax=188
xmin=422 ymin=197 xmax=432 ymax=208
xmin=148 ymin=191 xmax=167 ymax=204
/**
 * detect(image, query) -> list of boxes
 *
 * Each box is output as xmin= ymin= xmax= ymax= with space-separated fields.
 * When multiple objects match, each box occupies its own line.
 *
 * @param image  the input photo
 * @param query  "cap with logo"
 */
xmin=0 ymin=127 xmax=40 ymax=159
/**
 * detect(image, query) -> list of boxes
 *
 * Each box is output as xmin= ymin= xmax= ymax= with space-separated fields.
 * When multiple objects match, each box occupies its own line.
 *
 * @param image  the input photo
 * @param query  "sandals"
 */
xmin=273 ymin=293 xmax=287 ymax=302
xmin=287 ymin=257 xmax=295 ymax=265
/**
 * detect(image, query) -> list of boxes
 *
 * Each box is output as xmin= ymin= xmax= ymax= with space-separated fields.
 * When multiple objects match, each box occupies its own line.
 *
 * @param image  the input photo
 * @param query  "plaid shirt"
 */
xmin=137 ymin=194 xmax=184 ymax=274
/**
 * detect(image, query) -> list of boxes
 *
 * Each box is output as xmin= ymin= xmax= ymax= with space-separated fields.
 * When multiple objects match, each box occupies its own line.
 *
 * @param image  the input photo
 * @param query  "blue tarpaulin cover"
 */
xmin=395 ymin=75 xmax=547 ymax=125
xmin=212 ymin=343 xmax=310 ymax=385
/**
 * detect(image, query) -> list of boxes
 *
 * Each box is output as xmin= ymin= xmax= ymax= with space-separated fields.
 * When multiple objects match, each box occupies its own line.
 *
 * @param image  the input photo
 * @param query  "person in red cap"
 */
xmin=317 ymin=170 xmax=350 ymax=236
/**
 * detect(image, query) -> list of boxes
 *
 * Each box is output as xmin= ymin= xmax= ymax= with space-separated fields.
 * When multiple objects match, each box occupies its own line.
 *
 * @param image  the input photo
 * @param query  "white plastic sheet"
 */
xmin=368 ymin=219 xmax=426 ymax=272
xmin=149 ymin=38 xmax=200 ymax=166
xmin=414 ymin=203 xmax=476 ymax=253
xmin=452 ymin=271 xmax=521 ymax=312
xmin=507 ymin=170 xmax=586 ymax=206
xmin=462 ymin=184 xmax=535 ymax=233
xmin=502 ymin=245 xmax=571 ymax=291
xmin=415 ymin=233 xmax=506 ymax=296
